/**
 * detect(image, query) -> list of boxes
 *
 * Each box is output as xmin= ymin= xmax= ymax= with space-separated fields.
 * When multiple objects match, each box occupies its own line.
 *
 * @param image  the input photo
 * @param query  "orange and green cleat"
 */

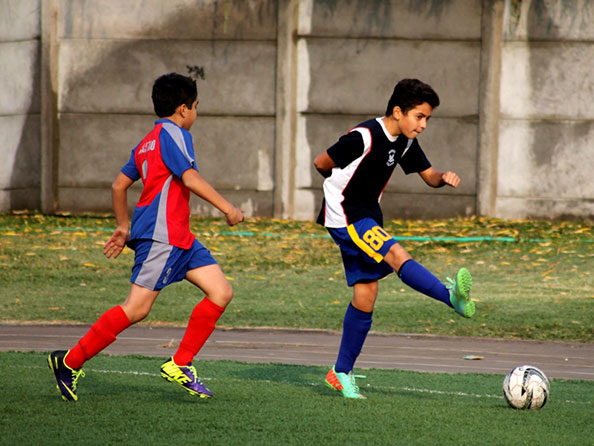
xmin=325 ymin=366 xmax=366 ymax=399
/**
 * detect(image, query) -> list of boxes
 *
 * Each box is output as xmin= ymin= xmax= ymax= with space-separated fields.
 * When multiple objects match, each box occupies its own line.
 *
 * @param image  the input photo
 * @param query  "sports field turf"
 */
xmin=1 ymin=214 xmax=593 ymax=445
xmin=2 ymin=352 xmax=594 ymax=445
xmin=1 ymin=214 xmax=592 ymax=341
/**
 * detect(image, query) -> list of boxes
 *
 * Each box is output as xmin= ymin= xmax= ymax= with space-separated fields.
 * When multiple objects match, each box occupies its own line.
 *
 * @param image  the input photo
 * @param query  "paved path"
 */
xmin=1 ymin=323 xmax=593 ymax=381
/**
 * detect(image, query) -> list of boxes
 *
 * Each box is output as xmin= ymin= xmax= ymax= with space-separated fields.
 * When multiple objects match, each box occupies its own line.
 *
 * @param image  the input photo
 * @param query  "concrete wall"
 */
xmin=293 ymin=0 xmax=483 ymax=220
xmin=496 ymin=0 xmax=594 ymax=219
xmin=0 ymin=0 xmax=592 ymax=220
xmin=0 ymin=0 xmax=41 ymax=211
xmin=54 ymin=0 xmax=277 ymax=216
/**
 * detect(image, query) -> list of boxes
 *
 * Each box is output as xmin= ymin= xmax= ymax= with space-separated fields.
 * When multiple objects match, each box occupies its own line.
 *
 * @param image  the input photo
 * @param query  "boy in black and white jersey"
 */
xmin=314 ymin=79 xmax=475 ymax=399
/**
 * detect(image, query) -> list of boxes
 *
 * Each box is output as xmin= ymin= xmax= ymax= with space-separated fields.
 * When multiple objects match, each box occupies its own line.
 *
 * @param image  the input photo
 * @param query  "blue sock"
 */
xmin=335 ymin=304 xmax=373 ymax=374
xmin=398 ymin=260 xmax=452 ymax=307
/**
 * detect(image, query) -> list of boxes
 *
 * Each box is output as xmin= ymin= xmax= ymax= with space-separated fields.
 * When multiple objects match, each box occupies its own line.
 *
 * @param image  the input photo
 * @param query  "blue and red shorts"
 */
xmin=130 ymin=239 xmax=216 ymax=291
xmin=327 ymin=218 xmax=398 ymax=286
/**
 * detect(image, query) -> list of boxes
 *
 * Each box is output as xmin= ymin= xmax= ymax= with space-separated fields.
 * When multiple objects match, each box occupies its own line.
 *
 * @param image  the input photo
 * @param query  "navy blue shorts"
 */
xmin=327 ymin=218 xmax=398 ymax=287
xmin=130 ymin=239 xmax=217 ymax=291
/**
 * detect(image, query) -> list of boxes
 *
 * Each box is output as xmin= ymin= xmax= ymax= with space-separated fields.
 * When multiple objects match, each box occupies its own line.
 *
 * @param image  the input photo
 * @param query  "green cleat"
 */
xmin=446 ymin=267 xmax=475 ymax=318
xmin=325 ymin=366 xmax=366 ymax=399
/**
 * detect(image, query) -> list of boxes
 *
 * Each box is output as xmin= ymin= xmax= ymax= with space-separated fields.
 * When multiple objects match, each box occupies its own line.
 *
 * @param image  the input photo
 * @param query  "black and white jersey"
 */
xmin=317 ymin=118 xmax=431 ymax=228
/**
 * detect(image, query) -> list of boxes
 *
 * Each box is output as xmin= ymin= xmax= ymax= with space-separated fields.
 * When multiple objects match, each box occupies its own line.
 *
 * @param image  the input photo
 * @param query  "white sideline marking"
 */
xmin=400 ymin=386 xmax=503 ymax=400
xmin=91 ymin=368 xmax=159 ymax=378
xmin=87 ymin=367 xmax=507 ymax=400
xmin=32 ymin=365 xmax=591 ymax=405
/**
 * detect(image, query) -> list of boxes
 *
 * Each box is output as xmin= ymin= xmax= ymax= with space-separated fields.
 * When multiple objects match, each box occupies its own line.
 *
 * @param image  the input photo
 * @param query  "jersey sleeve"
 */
xmin=159 ymin=123 xmax=198 ymax=179
xmin=120 ymin=147 xmax=141 ymax=181
xmin=326 ymin=131 xmax=365 ymax=168
xmin=399 ymin=139 xmax=431 ymax=174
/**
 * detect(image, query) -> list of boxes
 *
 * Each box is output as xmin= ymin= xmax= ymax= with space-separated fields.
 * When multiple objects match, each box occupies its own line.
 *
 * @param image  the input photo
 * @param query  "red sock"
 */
xmin=65 ymin=305 xmax=131 ymax=369
xmin=173 ymin=298 xmax=224 ymax=366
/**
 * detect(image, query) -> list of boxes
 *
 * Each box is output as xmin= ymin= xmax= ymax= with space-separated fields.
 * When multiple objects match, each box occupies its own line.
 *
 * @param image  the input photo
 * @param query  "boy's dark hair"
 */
xmin=152 ymin=73 xmax=197 ymax=118
xmin=385 ymin=79 xmax=440 ymax=116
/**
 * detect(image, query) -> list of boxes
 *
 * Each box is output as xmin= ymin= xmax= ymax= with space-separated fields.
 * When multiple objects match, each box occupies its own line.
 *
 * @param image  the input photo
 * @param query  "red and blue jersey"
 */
xmin=121 ymin=119 xmax=197 ymax=249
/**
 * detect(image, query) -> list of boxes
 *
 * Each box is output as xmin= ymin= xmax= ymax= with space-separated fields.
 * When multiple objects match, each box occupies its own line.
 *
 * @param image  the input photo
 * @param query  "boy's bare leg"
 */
xmin=185 ymin=264 xmax=233 ymax=308
xmin=326 ymin=281 xmax=378 ymax=399
xmin=120 ymin=284 xmax=160 ymax=323
xmin=350 ymin=281 xmax=378 ymax=312
xmin=384 ymin=242 xmax=474 ymax=317
xmin=382 ymin=243 xmax=412 ymax=273
xmin=48 ymin=284 xmax=157 ymax=402
xmin=160 ymin=264 xmax=232 ymax=398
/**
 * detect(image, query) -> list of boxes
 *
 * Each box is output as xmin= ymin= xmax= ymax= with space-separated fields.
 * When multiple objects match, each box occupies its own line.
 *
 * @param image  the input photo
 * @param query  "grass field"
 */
xmin=1 ymin=214 xmax=593 ymax=445
xmin=2 ymin=352 xmax=594 ymax=445
xmin=1 ymin=213 xmax=592 ymax=341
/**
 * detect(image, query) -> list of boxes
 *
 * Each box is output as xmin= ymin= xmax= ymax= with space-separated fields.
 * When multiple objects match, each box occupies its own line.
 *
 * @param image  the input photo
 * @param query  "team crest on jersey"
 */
xmin=386 ymin=149 xmax=396 ymax=166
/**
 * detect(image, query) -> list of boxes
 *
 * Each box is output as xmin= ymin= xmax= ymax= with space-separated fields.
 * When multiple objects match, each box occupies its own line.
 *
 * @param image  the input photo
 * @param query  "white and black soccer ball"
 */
xmin=503 ymin=365 xmax=550 ymax=410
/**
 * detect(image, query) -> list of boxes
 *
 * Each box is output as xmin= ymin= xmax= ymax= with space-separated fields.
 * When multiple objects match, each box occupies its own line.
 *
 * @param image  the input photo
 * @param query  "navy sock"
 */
xmin=398 ymin=259 xmax=452 ymax=307
xmin=335 ymin=304 xmax=373 ymax=374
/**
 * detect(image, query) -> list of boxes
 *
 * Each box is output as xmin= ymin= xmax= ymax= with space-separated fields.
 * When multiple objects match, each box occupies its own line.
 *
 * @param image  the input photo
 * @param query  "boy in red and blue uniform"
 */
xmin=48 ymin=73 xmax=244 ymax=401
xmin=314 ymin=79 xmax=476 ymax=399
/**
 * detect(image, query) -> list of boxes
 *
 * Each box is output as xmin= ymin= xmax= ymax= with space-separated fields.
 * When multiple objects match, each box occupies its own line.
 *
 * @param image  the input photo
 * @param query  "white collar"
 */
xmin=376 ymin=117 xmax=398 ymax=142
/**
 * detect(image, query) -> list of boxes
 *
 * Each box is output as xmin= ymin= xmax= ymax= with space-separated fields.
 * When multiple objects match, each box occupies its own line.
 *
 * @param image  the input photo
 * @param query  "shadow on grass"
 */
xmin=228 ymin=363 xmax=417 ymax=399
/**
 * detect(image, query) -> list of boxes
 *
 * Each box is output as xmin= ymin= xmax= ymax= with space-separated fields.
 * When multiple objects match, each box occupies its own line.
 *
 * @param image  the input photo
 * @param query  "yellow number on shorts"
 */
xmin=362 ymin=226 xmax=392 ymax=250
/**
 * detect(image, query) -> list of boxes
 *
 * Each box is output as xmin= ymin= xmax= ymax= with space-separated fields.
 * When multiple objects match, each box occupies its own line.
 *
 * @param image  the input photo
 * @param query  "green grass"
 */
xmin=2 ymin=215 xmax=593 ymax=444
xmin=1 ymin=213 xmax=593 ymax=341
xmin=2 ymin=351 xmax=593 ymax=445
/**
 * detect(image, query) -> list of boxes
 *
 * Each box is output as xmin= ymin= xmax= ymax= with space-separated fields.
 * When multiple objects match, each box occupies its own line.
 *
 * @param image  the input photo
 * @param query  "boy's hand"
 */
xmin=441 ymin=171 xmax=461 ymax=188
xmin=225 ymin=206 xmax=244 ymax=226
xmin=103 ymin=227 xmax=129 ymax=259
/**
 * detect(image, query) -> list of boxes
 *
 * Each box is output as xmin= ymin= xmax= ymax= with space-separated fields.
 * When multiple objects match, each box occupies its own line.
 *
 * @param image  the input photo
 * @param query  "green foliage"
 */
xmin=2 ymin=352 xmax=593 ymax=445
xmin=0 ymin=214 xmax=592 ymax=341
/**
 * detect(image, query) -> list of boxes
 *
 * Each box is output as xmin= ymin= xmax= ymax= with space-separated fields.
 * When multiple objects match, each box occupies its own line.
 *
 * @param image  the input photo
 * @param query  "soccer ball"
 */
xmin=503 ymin=365 xmax=550 ymax=410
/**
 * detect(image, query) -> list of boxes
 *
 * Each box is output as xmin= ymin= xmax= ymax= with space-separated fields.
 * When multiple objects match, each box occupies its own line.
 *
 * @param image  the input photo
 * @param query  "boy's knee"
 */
xmin=385 ymin=244 xmax=412 ymax=272
xmin=220 ymin=285 xmax=233 ymax=306
xmin=121 ymin=302 xmax=151 ymax=324
xmin=130 ymin=312 xmax=147 ymax=324
xmin=352 ymin=281 xmax=378 ymax=312
xmin=210 ymin=282 xmax=233 ymax=308
xmin=124 ymin=310 xmax=147 ymax=324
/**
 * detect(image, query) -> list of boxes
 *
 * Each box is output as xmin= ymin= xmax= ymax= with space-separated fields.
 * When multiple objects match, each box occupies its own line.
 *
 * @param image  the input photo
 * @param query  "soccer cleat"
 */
xmin=47 ymin=350 xmax=85 ymax=402
xmin=446 ymin=267 xmax=475 ymax=318
xmin=160 ymin=357 xmax=213 ymax=398
xmin=325 ymin=366 xmax=366 ymax=399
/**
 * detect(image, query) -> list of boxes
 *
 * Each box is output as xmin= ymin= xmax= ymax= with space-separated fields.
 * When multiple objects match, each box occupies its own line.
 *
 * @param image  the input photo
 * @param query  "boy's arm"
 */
xmin=419 ymin=167 xmax=460 ymax=188
xmin=181 ymin=169 xmax=244 ymax=226
xmin=313 ymin=152 xmax=336 ymax=178
xmin=314 ymin=131 xmax=364 ymax=178
xmin=104 ymin=172 xmax=134 ymax=259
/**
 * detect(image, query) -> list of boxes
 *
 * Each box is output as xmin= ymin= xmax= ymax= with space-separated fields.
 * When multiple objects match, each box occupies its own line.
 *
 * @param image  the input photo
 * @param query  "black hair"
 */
xmin=151 ymin=73 xmax=197 ymax=118
xmin=385 ymin=79 xmax=440 ymax=116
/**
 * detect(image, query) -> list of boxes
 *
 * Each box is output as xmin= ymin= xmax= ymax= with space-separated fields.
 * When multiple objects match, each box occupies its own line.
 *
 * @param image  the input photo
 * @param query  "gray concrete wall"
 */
xmin=496 ymin=0 xmax=594 ymax=219
xmin=0 ymin=0 xmax=592 ymax=220
xmin=0 ymin=0 xmax=41 ymax=211
xmin=293 ymin=0 xmax=483 ymax=220
xmin=54 ymin=0 xmax=277 ymax=216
